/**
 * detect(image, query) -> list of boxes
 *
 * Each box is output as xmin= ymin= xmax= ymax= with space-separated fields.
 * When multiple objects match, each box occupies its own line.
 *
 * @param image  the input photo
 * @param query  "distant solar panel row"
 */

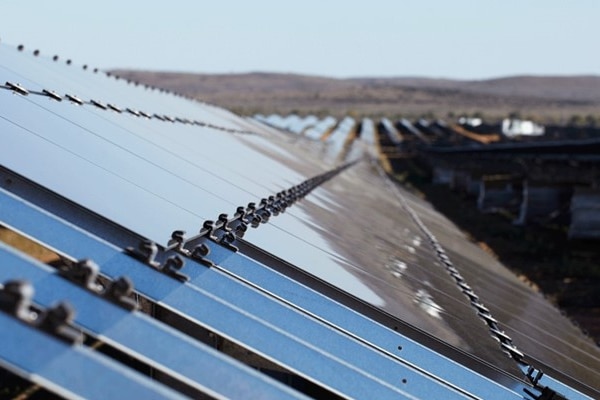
xmin=1 ymin=42 xmax=598 ymax=399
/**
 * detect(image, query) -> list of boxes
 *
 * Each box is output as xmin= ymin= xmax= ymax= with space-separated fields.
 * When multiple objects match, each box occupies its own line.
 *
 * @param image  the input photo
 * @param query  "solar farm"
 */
xmin=1 ymin=42 xmax=599 ymax=399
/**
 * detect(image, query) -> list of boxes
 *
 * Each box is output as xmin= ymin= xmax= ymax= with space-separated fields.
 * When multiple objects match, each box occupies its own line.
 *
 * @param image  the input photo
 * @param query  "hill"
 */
xmin=110 ymin=70 xmax=600 ymax=122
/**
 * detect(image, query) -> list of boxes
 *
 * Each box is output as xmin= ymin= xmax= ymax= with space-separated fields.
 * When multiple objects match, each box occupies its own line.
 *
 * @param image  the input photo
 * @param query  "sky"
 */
xmin=2 ymin=0 xmax=599 ymax=80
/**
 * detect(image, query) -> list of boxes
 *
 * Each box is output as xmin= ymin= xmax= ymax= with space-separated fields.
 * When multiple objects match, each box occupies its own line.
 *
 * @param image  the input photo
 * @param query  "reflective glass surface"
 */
xmin=244 ymin=158 xmax=523 ymax=374
xmin=0 ymin=47 xmax=325 ymax=243
xmin=2 ymin=42 xmax=599 ymax=390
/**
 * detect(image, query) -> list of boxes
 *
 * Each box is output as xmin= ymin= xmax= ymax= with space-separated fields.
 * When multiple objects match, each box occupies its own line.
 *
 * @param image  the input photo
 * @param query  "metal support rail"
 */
xmin=0 ymin=281 xmax=186 ymax=400
xmin=0 ymin=80 xmax=255 ymax=135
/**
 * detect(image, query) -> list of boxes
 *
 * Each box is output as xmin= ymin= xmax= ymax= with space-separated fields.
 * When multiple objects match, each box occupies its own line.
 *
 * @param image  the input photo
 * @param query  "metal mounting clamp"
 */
xmin=126 ymin=240 xmax=190 ymax=282
xmin=0 ymin=279 xmax=82 ymax=344
xmin=5 ymin=81 xmax=29 ymax=96
xmin=57 ymin=259 xmax=138 ymax=311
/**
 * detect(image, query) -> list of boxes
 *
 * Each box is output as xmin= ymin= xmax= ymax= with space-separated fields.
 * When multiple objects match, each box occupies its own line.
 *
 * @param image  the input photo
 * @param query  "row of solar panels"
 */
xmin=255 ymin=113 xmax=377 ymax=145
xmin=0 ymin=43 xmax=598 ymax=399
xmin=0 ymin=182 xmax=535 ymax=400
xmin=255 ymin=112 xmax=600 ymax=397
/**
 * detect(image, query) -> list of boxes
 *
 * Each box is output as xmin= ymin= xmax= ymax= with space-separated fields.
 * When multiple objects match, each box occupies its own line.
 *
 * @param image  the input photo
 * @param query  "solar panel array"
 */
xmin=1 ymin=43 xmax=599 ymax=399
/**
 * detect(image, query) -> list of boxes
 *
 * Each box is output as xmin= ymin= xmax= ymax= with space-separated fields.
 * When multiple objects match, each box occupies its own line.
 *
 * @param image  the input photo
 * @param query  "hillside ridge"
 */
xmin=111 ymin=70 xmax=600 ymax=120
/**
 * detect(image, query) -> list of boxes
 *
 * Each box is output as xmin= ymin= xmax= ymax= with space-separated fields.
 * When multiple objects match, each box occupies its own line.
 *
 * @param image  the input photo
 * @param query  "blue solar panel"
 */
xmin=0 ymin=242 xmax=311 ymax=400
xmin=0 ymin=308 xmax=185 ymax=400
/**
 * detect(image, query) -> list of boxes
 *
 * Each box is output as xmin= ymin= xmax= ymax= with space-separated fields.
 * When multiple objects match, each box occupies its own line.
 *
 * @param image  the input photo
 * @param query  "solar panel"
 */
xmin=0 ymin=287 xmax=185 ymax=400
xmin=0 ymin=242 xmax=311 ymax=400
xmin=0 ymin=190 xmax=479 ymax=400
xmin=0 ymin=185 xmax=528 ymax=400
xmin=1 ymin=42 xmax=599 ymax=399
